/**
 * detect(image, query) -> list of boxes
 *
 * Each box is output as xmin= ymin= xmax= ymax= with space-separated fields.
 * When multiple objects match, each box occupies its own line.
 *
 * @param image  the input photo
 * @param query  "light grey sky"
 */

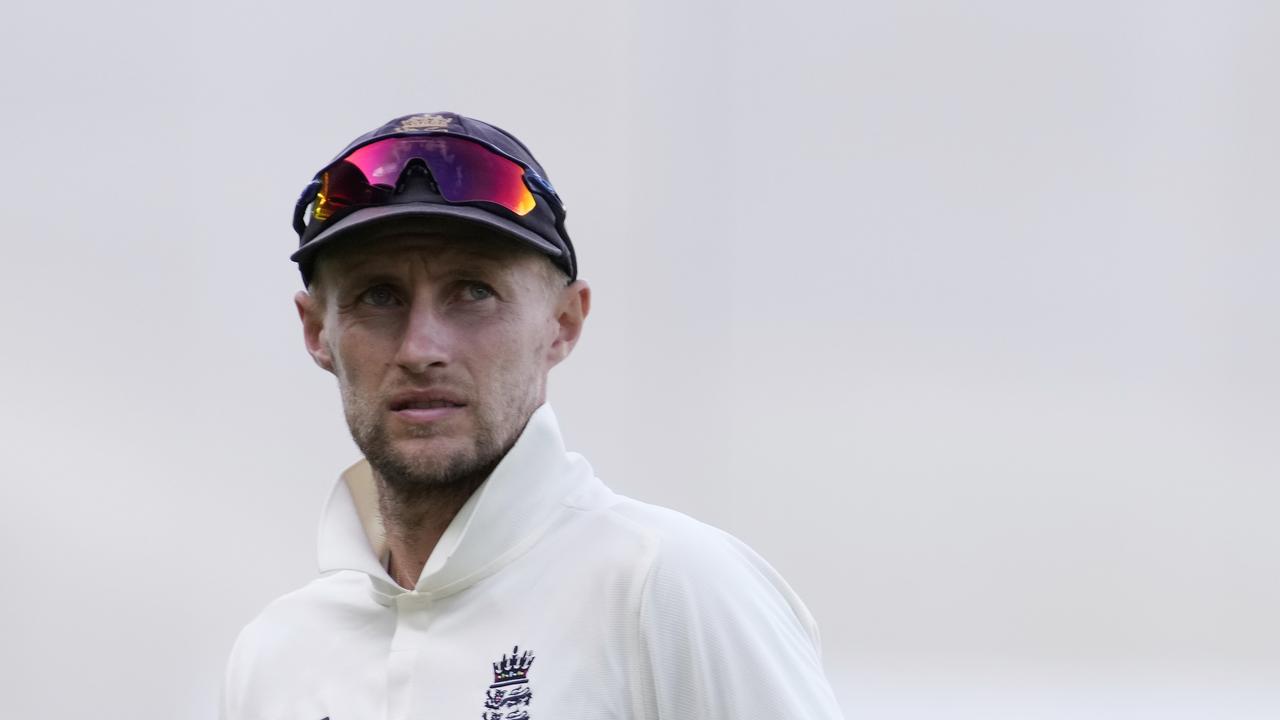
xmin=2 ymin=1 xmax=1277 ymax=717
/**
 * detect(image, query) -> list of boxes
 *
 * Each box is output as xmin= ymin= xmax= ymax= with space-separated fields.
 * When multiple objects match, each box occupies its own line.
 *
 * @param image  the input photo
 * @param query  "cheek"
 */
xmin=332 ymin=326 xmax=396 ymax=386
xmin=471 ymin=318 xmax=547 ymax=382
xmin=507 ymin=317 xmax=556 ymax=377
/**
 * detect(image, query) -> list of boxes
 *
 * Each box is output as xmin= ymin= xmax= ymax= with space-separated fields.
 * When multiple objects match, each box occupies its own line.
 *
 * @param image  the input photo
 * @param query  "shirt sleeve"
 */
xmin=220 ymin=626 xmax=248 ymax=720
xmin=221 ymin=618 xmax=270 ymax=720
xmin=635 ymin=525 xmax=847 ymax=719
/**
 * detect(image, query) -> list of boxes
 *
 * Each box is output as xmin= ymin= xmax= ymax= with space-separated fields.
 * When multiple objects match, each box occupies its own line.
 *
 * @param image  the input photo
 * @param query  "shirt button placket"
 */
xmin=387 ymin=592 xmax=434 ymax=720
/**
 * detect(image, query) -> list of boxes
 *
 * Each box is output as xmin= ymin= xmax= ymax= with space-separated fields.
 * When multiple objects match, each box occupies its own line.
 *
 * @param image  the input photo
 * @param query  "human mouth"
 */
xmin=389 ymin=391 xmax=467 ymax=424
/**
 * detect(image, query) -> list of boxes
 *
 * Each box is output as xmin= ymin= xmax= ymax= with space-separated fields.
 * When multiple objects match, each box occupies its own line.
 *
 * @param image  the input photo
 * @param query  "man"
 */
xmin=222 ymin=112 xmax=845 ymax=719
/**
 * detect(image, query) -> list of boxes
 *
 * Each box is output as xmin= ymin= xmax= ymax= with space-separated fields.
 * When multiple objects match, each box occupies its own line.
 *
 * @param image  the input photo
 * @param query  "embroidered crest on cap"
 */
xmin=482 ymin=645 xmax=535 ymax=720
xmin=396 ymin=113 xmax=453 ymax=133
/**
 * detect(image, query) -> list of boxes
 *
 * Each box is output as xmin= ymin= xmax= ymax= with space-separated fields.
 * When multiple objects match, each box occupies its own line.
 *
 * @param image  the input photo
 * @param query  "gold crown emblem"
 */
xmin=395 ymin=114 xmax=453 ymax=133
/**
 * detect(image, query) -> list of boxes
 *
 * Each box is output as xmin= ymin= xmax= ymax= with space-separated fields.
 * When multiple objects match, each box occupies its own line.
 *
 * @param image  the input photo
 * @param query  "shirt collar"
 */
xmin=316 ymin=403 xmax=594 ymax=600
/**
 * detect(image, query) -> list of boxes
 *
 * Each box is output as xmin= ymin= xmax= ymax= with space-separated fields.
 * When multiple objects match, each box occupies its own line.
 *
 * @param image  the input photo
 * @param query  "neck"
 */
xmin=374 ymin=472 xmax=487 ymax=590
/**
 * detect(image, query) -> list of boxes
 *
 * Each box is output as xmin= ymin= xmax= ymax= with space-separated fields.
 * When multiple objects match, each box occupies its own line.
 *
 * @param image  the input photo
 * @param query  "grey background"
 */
xmin=2 ymin=1 xmax=1277 ymax=717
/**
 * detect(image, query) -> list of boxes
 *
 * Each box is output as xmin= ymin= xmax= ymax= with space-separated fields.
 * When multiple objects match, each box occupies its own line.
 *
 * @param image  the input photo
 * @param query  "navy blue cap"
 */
xmin=290 ymin=112 xmax=576 ymax=284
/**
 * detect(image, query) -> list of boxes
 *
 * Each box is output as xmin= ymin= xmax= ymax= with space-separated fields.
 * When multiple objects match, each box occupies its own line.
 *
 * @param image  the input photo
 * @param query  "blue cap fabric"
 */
xmin=291 ymin=112 xmax=576 ymax=283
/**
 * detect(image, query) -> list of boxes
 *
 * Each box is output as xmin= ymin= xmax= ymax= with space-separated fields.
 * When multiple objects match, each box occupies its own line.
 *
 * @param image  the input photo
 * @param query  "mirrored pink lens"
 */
xmin=334 ymin=136 xmax=536 ymax=216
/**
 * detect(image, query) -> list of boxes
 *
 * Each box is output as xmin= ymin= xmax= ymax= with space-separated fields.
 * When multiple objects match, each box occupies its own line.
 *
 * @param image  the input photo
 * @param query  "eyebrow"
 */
xmin=335 ymin=270 xmax=402 ymax=288
xmin=446 ymin=262 xmax=512 ymax=279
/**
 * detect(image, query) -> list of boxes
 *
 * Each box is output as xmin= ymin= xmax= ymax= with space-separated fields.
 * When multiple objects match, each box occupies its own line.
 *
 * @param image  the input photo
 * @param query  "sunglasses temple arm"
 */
xmin=292 ymin=179 xmax=322 ymax=237
xmin=544 ymin=198 xmax=576 ymax=280
xmin=524 ymin=174 xmax=575 ymax=279
xmin=526 ymin=174 xmax=562 ymax=206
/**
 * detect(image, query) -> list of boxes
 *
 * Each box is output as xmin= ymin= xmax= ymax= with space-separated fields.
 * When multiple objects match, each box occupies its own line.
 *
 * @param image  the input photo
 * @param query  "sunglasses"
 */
xmin=292 ymin=134 xmax=563 ymax=237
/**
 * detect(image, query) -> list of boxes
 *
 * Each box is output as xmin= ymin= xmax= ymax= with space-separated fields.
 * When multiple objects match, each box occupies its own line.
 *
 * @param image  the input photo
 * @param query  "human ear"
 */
xmin=295 ymin=290 xmax=335 ymax=373
xmin=546 ymin=279 xmax=590 ymax=367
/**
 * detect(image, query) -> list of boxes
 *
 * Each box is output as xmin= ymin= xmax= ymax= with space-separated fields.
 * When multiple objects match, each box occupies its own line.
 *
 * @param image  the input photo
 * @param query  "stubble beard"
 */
xmin=339 ymin=379 xmax=536 ymax=507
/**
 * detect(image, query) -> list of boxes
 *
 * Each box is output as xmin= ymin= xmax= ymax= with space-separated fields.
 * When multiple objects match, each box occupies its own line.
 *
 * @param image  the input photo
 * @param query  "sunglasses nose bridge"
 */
xmin=394 ymin=159 xmax=442 ymax=197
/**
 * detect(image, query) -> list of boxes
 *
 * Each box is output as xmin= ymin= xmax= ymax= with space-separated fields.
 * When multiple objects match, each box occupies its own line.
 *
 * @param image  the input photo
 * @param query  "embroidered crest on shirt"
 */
xmin=482 ymin=645 xmax=535 ymax=720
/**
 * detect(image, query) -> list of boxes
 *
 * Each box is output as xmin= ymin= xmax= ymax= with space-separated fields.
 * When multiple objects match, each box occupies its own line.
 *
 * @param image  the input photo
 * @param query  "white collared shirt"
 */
xmin=222 ymin=405 xmax=845 ymax=719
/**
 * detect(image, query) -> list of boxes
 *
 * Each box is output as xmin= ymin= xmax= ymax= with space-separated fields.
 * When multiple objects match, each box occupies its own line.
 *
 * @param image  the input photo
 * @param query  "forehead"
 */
xmin=316 ymin=220 xmax=543 ymax=279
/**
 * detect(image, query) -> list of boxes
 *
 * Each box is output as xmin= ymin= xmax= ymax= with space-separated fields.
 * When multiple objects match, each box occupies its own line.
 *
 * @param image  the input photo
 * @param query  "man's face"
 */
xmin=295 ymin=222 xmax=589 ymax=491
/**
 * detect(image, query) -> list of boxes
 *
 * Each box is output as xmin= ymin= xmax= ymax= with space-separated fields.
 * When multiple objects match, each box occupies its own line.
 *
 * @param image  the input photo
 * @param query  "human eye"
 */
xmin=460 ymin=281 xmax=495 ymax=302
xmin=358 ymin=284 xmax=401 ymax=307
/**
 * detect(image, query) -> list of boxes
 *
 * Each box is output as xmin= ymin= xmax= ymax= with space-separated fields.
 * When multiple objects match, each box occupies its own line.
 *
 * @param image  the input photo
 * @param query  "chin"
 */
xmin=369 ymin=439 xmax=484 ymax=489
xmin=392 ymin=433 xmax=472 ymax=462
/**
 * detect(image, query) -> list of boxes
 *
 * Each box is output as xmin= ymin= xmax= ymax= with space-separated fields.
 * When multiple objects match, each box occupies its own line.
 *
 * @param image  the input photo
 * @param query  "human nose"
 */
xmin=394 ymin=299 xmax=451 ymax=374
